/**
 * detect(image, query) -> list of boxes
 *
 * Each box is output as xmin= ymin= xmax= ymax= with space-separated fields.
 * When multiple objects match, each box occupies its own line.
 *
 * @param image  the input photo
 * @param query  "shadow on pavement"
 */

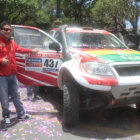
xmin=39 ymin=87 xmax=140 ymax=139
xmin=39 ymin=87 xmax=63 ymax=120
xmin=77 ymin=107 xmax=140 ymax=139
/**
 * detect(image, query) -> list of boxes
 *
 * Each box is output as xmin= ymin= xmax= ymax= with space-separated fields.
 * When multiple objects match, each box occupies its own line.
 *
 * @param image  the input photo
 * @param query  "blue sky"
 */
xmin=138 ymin=17 xmax=140 ymax=27
xmin=125 ymin=1 xmax=140 ymax=29
xmin=125 ymin=17 xmax=140 ymax=29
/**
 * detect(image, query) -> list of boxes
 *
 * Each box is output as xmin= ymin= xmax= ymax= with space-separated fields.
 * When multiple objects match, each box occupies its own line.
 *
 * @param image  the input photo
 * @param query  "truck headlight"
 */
xmin=82 ymin=62 xmax=114 ymax=77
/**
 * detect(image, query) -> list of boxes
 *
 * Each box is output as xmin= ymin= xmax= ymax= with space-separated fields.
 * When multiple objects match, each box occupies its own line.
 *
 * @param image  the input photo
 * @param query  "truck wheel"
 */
xmin=136 ymin=102 xmax=140 ymax=114
xmin=63 ymin=81 xmax=79 ymax=127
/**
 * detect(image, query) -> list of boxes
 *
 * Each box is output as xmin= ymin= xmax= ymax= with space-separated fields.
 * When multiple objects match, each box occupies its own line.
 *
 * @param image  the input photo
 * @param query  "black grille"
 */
xmin=114 ymin=65 xmax=140 ymax=77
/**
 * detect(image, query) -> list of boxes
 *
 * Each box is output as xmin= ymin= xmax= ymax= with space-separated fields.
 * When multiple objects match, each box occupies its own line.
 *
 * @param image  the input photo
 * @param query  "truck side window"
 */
xmin=14 ymin=27 xmax=53 ymax=50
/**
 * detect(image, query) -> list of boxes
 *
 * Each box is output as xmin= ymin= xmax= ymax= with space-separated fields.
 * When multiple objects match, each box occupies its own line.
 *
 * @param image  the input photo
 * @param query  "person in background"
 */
xmin=0 ymin=21 xmax=38 ymax=124
xmin=26 ymin=86 xmax=41 ymax=100
xmin=18 ymin=33 xmax=41 ymax=101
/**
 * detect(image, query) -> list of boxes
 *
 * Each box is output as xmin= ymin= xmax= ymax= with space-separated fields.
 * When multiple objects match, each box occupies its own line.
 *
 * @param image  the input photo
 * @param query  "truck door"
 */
xmin=13 ymin=26 xmax=63 ymax=87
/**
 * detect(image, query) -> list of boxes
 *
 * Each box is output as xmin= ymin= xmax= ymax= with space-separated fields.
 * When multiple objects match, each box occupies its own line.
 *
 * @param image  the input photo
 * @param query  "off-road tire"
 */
xmin=63 ymin=81 xmax=79 ymax=127
xmin=136 ymin=102 xmax=140 ymax=114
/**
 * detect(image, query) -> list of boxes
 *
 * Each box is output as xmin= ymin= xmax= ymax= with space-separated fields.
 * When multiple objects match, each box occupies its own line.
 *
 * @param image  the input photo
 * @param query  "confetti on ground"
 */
xmin=0 ymin=86 xmax=135 ymax=140
xmin=0 ymin=87 xmax=63 ymax=140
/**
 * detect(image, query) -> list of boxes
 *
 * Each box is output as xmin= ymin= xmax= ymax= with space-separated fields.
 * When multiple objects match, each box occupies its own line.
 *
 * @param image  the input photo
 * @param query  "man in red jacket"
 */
xmin=0 ymin=21 xmax=38 ymax=124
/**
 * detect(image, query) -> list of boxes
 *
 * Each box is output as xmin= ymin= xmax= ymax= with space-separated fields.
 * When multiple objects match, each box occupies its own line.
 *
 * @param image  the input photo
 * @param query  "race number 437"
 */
xmin=44 ymin=59 xmax=59 ymax=68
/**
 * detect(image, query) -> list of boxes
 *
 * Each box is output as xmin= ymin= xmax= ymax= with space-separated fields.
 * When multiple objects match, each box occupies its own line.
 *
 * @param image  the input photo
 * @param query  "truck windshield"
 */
xmin=66 ymin=32 xmax=127 ymax=49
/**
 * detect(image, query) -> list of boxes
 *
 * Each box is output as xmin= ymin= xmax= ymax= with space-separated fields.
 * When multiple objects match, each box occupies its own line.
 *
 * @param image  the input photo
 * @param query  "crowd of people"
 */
xmin=0 ymin=21 xmax=40 ymax=127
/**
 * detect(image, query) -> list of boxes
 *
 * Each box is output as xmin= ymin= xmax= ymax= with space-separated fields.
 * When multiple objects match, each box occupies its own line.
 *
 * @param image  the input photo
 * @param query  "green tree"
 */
xmin=91 ymin=0 xmax=140 ymax=34
xmin=0 ymin=0 xmax=54 ymax=29
xmin=36 ymin=0 xmax=57 ymax=29
xmin=61 ymin=0 xmax=98 ymax=26
xmin=0 ymin=0 xmax=38 ymax=24
xmin=125 ymin=0 xmax=140 ymax=34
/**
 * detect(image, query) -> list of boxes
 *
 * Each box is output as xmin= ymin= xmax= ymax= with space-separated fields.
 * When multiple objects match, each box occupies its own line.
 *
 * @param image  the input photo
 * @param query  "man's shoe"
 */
xmin=27 ymin=96 xmax=32 ymax=100
xmin=33 ymin=96 xmax=41 ymax=100
xmin=18 ymin=114 xmax=32 ymax=121
xmin=9 ymin=97 xmax=12 ymax=102
xmin=4 ymin=117 xmax=11 ymax=124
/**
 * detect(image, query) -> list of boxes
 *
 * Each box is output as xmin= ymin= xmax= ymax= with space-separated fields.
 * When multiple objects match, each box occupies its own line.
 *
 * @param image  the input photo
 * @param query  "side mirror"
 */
xmin=49 ymin=42 xmax=61 ymax=51
xmin=127 ymin=43 xmax=137 ymax=49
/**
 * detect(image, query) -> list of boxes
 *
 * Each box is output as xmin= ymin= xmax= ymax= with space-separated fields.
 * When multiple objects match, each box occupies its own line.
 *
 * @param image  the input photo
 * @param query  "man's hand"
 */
xmin=32 ymin=48 xmax=39 ymax=54
xmin=1 ymin=56 xmax=9 ymax=66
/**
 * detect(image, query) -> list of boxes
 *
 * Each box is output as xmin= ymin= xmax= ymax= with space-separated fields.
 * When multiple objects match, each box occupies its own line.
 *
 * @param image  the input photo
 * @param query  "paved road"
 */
xmin=0 ymin=86 xmax=140 ymax=140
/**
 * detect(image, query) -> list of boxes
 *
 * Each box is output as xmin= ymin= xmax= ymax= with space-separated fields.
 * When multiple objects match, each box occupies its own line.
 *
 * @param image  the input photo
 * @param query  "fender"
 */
xmin=58 ymin=59 xmax=112 ymax=91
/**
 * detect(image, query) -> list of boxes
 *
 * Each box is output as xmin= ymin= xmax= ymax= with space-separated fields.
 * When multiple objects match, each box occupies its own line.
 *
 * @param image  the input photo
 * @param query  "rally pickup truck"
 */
xmin=12 ymin=25 xmax=140 ymax=127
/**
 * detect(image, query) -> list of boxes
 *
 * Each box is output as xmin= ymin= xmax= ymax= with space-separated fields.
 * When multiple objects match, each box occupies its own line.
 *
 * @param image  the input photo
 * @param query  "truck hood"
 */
xmin=83 ymin=49 xmax=140 ymax=63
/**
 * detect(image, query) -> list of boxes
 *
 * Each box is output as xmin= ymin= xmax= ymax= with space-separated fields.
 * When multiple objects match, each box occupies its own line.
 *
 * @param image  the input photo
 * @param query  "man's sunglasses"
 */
xmin=2 ymin=28 xmax=12 ymax=33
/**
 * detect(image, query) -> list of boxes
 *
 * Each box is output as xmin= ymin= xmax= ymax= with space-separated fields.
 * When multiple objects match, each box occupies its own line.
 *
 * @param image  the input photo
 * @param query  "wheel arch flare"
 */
xmin=58 ymin=59 xmax=116 ymax=91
